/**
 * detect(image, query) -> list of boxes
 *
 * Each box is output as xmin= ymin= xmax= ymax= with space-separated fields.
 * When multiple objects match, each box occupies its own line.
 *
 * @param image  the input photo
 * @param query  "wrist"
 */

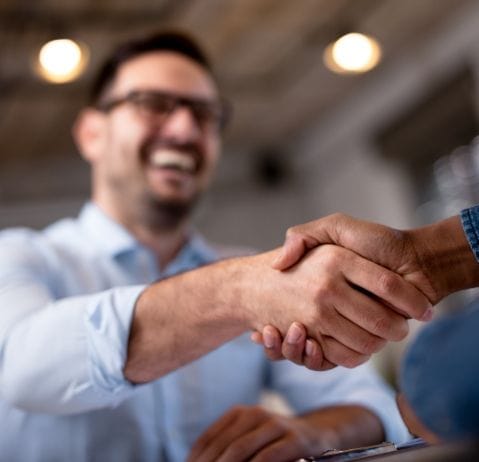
xmin=406 ymin=215 xmax=479 ymax=302
xmin=195 ymin=256 xmax=255 ymax=331
xmin=228 ymin=250 xmax=281 ymax=331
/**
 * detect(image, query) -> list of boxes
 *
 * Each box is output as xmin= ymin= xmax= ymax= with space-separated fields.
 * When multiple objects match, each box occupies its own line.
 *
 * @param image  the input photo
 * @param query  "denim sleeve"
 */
xmin=460 ymin=205 xmax=479 ymax=262
xmin=400 ymin=302 xmax=479 ymax=440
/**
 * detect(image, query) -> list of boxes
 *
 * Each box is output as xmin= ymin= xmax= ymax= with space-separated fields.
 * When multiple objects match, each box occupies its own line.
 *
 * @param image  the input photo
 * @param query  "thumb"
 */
xmin=272 ymin=233 xmax=310 ymax=270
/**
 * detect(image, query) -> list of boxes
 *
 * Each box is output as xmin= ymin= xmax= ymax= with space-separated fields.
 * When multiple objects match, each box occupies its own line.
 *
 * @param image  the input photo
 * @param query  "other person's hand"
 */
xmin=245 ymin=244 xmax=431 ymax=370
xmin=273 ymin=213 xmax=475 ymax=305
xmin=252 ymin=213 xmax=479 ymax=368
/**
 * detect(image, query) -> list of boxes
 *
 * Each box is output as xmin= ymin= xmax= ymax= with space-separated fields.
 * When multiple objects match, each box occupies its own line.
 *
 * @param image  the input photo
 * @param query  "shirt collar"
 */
xmin=77 ymin=202 xmax=218 ymax=266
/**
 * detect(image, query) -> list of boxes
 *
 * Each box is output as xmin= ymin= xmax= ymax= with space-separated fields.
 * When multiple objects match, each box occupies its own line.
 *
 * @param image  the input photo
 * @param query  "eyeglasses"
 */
xmin=96 ymin=90 xmax=231 ymax=132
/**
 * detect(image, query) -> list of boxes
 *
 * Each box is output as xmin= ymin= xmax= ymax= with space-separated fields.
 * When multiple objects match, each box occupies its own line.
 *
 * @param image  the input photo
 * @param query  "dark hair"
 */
xmin=89 ymin=30 xmax=213 ymax=105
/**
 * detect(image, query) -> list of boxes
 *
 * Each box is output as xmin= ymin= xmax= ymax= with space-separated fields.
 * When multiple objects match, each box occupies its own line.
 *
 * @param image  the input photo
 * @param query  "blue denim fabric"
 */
xmin=461 ymin=205 xmax=479 ymax=262
xmin=400 ymin=206 xmax=479 ymax=440
xmin=400 ymin=302 xmax=479 ymax=440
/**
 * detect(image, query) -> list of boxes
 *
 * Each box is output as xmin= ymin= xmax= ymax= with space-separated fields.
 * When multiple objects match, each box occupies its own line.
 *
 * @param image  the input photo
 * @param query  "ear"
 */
xmin=72 ymin=108 xmax=108 ymax=164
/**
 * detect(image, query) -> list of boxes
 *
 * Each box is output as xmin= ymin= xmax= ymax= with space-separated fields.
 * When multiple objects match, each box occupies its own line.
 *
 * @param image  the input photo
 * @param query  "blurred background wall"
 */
xmin=3 ymin=0 xmax=479 ymax=382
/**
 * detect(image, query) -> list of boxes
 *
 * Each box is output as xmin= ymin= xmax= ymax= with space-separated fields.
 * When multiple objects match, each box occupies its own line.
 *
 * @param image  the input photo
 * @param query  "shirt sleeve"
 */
xmin=460 ymin=205 xmax=479 ymax=262
xmin=268 ymin=360 xmax=410 ymax=444
xmin=0 ymin=230 xmax=144 ymax=415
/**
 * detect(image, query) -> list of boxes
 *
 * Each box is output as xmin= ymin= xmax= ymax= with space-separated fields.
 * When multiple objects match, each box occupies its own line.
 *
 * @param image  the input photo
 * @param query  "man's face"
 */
xmin=92 ymin=51 xmax=222 ymax=220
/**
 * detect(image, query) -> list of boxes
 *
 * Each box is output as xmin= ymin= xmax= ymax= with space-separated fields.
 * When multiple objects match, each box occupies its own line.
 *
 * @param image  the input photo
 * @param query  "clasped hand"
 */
xmin=251 ymin=213 xmax=436 ymax=370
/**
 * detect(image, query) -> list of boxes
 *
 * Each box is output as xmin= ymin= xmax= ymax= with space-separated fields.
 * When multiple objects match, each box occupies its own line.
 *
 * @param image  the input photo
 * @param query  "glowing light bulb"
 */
xmin=36 ymin=39 xmax=89 ymax=84
xmin=324 ymin=33 xmax=382 ymax=74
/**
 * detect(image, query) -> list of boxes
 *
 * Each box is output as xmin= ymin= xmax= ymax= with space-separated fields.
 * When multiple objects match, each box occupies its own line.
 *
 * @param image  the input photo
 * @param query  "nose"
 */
xmin=159 ymin=105 xmax=202 ymax=143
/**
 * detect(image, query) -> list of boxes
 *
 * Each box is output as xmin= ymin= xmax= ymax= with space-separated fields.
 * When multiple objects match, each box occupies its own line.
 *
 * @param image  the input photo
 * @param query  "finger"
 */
xmin=272 ymin=234 xmax=310 ymax=271
xmin=334 ymin=286 xmax=409 ymax=342
xmin=303 ymin=338 xmax=336 ymax=371
xmin=320 ymin=335 xmax=371 ymax=369
xmin=250 ymin=434 xmax=306 ymax=462
xmin=218 ymin=420 xmax=286 ymax=462
xmin=311 ymin=288 xmax=390 ymax=352
xmin=263 ymin=325 xmax=284 ymax=361
xmin=281 ymin=322 xmax=307 ymax=364
xmin=192 ymin=407 xmax=271 ymax=462
xmin=272 ymin=216 xmax=341 ymax=271
xmin=344 ymin=254 xmax=431 ymax=320
xmin=259 ymin=324 xmax=335 ymax=371
xmin=189 ymin=408 xmax=242 ymax=461
xmin=250 ymin=331 xmax=263 ymax=345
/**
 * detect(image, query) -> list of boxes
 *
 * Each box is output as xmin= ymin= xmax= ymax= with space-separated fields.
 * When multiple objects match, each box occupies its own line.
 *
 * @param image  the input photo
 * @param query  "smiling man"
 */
xmin=0 ymin=31 xmax=428 ymax=461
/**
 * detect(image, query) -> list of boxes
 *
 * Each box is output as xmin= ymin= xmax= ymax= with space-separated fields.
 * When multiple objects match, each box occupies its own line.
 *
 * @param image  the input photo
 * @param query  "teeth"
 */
xmin=150 ymin=150 xmax=196 ymax=173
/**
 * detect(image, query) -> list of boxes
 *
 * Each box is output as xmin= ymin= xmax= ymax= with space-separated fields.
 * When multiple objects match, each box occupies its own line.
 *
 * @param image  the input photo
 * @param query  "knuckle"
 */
xmin=377 ymin=272 xmax=400 ymax=295
xmin=285 ymin=225 xmax=301 ymax=239
xmin=254 ymin=453 xmax=272 ymax=462
xmin=330 ymin=212 xmax=347 ymax=223
xmin=314 ymin=278 xmax=337 ymax=302
xmin=249 ymin=405 xmax=267 ymax=420
xmin=349 ymin=354 xmax=370 ymax=368
xmin=323 ymin=244 xmax=343 ymax=260
xmin=373 ymin=316 xmax=394 ymax=339
xmin=324 ymin=338 xmax=369 ymax=368
xmin=265 ymin=348 xmax=283 ymax=361
xmin=282 ymin=345 xmax=302 ymax=364
xmin=229 ymin=404 xmax=247 ymax=416
xmin=358 ymin=336 xmax=386 ymax=355
xmin=342 ymin=352 xmax=370 ymax=368
xmin=374 ymin=315 xmax=409 ymax=341
xmin=313 ymin=304 xmax=337 ymax=334
xmin=305 ymin=355 xmax=324 ymax=371
xmin=224 ymin=442 xmax=249 ymax=460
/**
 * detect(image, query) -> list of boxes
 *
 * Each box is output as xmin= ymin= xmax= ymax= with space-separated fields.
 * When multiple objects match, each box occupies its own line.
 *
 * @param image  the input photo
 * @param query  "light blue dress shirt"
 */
xmin=0 ymin=203 xmax=409 ymax=461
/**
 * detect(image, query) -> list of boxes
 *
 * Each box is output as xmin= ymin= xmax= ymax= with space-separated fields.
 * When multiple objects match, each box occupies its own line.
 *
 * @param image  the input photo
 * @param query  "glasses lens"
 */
xmin=133 ymin=93 xmax=175 ymax=119
xmin=103 ymin=91 xmax=229 ymax=131
xmin=190 ymin=100 xmax=224 ymax=130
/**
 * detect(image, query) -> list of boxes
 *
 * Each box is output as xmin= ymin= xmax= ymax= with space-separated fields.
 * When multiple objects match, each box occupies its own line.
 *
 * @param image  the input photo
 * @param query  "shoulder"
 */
xmin=0 ymin=226 xmax=45 ymax=254
xmin=0 ymin=227 xmax=51 ymax=275
xmin=0 ymin=216 xmax=84 ymax=267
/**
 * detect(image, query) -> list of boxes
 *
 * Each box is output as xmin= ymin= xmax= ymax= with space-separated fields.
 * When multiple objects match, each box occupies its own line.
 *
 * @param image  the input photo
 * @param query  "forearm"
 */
xmin=124 ymin=254 xmax=263 ymax=383
xmin=299 ymin=405 xmax=385 ymax=454
xmin=406 ymin=215 xmax=479 ymax=301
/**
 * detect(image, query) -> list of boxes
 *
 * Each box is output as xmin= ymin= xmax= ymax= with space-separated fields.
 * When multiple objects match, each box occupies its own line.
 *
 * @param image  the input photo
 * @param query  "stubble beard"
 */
xmin=136 ymin=137 xmax=204 ymax=231
xmin=105 ymin=171 xmax=201 ymax=233
xmin=139 ymin=191 xmax=200 ymax=232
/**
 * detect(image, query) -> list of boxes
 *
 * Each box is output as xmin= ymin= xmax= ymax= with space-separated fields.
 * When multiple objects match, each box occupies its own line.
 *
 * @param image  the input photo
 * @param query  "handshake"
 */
xmin=249 ymin=212 xmax=479 ymax=370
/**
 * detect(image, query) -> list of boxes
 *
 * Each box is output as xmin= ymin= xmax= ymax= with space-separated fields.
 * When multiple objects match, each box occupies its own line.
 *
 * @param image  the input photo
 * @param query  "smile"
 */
xmin=149 ymin=149 xmax=197 ymax=174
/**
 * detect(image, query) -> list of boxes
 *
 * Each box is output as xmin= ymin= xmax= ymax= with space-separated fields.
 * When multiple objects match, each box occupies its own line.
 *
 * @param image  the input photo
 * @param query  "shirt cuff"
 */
xmin=84 ymin=285 xmax=146 ymax=404
xmin=460 ymin=205 xmax=479 ymax=262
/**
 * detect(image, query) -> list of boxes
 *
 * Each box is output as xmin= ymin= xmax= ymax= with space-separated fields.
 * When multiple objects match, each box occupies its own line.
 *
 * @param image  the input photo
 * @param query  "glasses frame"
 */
xmin=95 ymin=89 xmax=231 ymax=132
